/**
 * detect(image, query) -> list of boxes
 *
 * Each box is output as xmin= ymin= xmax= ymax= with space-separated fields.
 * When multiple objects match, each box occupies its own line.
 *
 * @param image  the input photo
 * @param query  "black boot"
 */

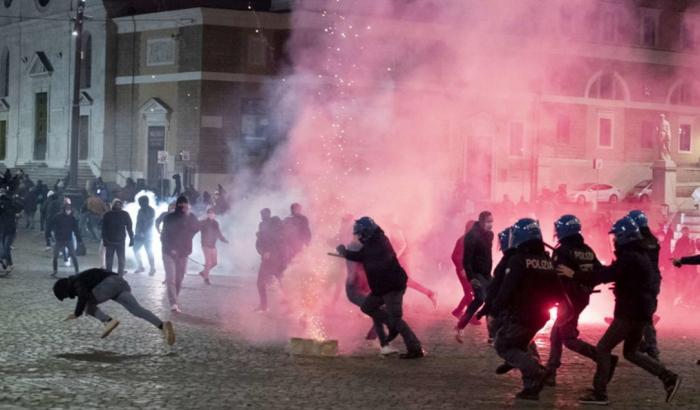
xmin=399 ymin=349 xmax=425 ymax=359
xmin=495 ymin=362 xmax=514 ymax=374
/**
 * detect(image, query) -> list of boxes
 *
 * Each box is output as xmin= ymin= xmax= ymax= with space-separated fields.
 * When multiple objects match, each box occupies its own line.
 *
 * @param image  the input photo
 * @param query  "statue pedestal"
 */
xmin=652 ymin=159 xmax=677 ymax=209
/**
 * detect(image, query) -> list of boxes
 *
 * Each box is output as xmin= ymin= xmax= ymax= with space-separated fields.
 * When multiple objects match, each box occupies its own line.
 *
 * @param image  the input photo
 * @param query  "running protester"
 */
xmin=53 ymin=268 xmax=175 ymax=345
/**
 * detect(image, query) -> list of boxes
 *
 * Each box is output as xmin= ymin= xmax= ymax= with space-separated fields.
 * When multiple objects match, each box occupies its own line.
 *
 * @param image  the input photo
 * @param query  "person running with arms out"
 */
xmin=53 ymin=268 xmax=175 ymax=345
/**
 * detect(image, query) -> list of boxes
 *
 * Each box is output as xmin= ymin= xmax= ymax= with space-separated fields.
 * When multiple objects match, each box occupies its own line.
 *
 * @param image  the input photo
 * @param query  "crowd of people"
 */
xmin=333 ymin=209 xmax=687 ymax=404
xmin=2 ymin=166 xmax=698 ymax=405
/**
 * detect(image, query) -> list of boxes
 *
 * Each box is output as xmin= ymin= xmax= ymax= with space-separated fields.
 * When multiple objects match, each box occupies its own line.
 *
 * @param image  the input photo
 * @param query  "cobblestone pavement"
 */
xmin=0 ymin=230 xmax=699 ymax=409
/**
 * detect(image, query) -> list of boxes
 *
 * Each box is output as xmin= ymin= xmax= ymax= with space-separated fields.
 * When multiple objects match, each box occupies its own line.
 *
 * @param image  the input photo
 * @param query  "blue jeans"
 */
xmin=1 ymin=232 xmax=15 ymax=266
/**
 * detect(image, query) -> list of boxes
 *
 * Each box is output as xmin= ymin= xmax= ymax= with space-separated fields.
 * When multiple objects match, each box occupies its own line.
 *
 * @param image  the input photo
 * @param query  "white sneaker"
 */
xmin=162 ymin=321 xmax=176 ymax=345
xmin=170 ymin=304 xmax=182 ymax=313
xmin=101 ymin=319 xmax=120 ymax=338
xmin=380 ymin=345 xmax=399 ymax=355
xmin=64 ymin=261 xmax=71 ymax=267
xmin=44 ymin=246 xmax=52 ymax=252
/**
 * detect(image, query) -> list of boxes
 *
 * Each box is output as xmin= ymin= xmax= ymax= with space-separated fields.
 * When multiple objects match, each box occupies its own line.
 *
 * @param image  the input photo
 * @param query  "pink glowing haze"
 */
xmin=218 ymin=0 xmax=700 ymax=342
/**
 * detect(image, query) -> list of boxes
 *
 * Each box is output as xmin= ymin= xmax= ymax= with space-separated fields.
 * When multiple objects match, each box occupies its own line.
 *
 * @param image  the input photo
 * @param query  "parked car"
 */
xmin=567 ymin=183 xmax=623 ymax=205
xmin=625 ymin=180 xmax=652 ymax=203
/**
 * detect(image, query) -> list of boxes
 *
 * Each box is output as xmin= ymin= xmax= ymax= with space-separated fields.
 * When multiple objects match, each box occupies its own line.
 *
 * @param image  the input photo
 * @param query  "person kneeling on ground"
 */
xmin=53 ymin=268 xmax=175 ymax=345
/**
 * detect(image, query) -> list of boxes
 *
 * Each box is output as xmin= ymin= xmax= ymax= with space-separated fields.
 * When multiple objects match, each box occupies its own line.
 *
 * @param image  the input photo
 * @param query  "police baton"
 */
xmin=187 ymin=256 xmax=206 ymax=267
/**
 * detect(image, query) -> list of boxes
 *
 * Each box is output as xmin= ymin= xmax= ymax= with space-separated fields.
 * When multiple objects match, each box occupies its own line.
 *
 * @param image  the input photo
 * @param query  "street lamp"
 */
xmin=65 ymin=0 xmax=86 ymax=207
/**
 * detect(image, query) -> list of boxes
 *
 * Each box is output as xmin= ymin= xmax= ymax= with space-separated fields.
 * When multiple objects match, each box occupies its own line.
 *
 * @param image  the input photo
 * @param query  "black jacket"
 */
xmin=340 ymin=228 xmax=407 ymax=296
xmin=44 ymin=196 xmax=62 ymax=220
xmin=640 ymin=228 xmax=662 ymax=282
xmin=283 ymin=214 xmax=311 ymax=256
xmin=594 ymin=242 xmax=659 ymax=322
xmin=135 ymin=205 xmax=155 ymax=238
xmin=462 ymin=223 xmax=494 ymax=280
xmin=256 ymin=217 xmax=287 ymax=274
xmin=492 ymin=240 xmax=561 ymax=329
xmin=481 ymin=248 xmax=516 ymax=317
xmin=161 ymin=210 xmax=201 ymax=256
xmin=23 ymin=189 xmax=38 ymax=212
xmin=101 ymin=209 xmax=134 ymax=245
xmin=0 ymin=195 xmax=22 ymax=234
xmin=46 ymin=211 xmax=82 ymax=243
xmin=66 ymin=268 xmax=119 ymax=317
xmin=200 ymin=219 xmax=228 ymax=248
xmin=553 ymin=234 xmax=602 ymax=308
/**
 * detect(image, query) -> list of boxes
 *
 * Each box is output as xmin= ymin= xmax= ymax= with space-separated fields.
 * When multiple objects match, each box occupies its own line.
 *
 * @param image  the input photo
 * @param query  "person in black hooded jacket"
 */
xmin=46 ymin=203 xmax=82 ymax=277
xmin=0 ymin=191 xmax=22 ymax=270
xmin=161 ymin=195 xmax=200 ymax=312
xmin=101 ymin=199 xmax=134 ymax=276
xmin=336 ymin=216 xmax=423 ymax=359
xmin=53 ymin=268 xmax=175 ymax=345
xmin=456 ymin=210 xmax=494 ymax=333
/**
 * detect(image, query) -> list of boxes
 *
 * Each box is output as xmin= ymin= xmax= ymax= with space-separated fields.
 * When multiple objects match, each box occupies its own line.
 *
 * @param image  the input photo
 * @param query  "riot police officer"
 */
xmin=492 ymin=218 xmax=562 ymax=400
xmin=545 ymin=215 xmax=617 ymax=386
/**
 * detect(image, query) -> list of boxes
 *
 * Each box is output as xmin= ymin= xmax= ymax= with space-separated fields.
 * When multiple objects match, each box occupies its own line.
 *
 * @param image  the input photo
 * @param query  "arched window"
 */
xmin=79 ymin=32 xmax=92 ymax=89
xmin=668 ymin=79 xmax=700 ymax=106
xmin=0 ymin=47 xmax=9 ymax=98
xmin=585 ymin=71 xmax=629 ymax=100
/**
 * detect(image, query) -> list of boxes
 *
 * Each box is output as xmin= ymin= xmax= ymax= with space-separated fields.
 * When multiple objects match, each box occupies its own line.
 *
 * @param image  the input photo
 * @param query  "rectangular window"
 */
xmin=598 ymin=116 xmax=613 ymax=148
xmin=679 ymin=123 xmax=692 ymax=152
xmin=641 ymin=120 xmax=654 ymax=149
xmin=556 ymin=115 xmax=570 ymax=144
xmin=642 ymin=15 xmax=657 ymax=47
xmin=509 ymin=122 xmax=524 ymax=156
xmin=79 ymin=115 xmax=89 ymax=160
xmin=0 ymin=120 xmax=6 ymax=160
xmin=247 ymin=36 xmax=267 ymax=67
xmin=34 ymin=92 xmax=48 ymax=160
xmin=241 ymin=98 xmax=269 ymax=156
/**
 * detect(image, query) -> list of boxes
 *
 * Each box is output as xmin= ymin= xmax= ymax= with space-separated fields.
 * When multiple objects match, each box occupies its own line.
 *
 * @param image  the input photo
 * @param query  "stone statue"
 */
xmin=657 ymin=113 xmax=672 ymax=161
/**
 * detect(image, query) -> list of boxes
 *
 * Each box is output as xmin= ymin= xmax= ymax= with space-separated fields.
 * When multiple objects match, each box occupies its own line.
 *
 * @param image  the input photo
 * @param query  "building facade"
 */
xmin=2 ymin=0 xmax=700 ymax=208
xmin=0 ymin=0 xmax=113 ymax=184
xmin=0 ymin=0 xmax=290 ymax=191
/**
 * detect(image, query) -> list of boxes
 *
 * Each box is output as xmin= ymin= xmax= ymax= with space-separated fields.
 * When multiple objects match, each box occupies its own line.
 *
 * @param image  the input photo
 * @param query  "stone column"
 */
xmin=652 ymin=159 xmax=677 ymax=211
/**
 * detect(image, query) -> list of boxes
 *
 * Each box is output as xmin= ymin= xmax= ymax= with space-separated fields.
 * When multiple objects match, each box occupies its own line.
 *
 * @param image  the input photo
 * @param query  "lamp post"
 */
xmin=66 ymin=0 xmax=86 ymax=206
